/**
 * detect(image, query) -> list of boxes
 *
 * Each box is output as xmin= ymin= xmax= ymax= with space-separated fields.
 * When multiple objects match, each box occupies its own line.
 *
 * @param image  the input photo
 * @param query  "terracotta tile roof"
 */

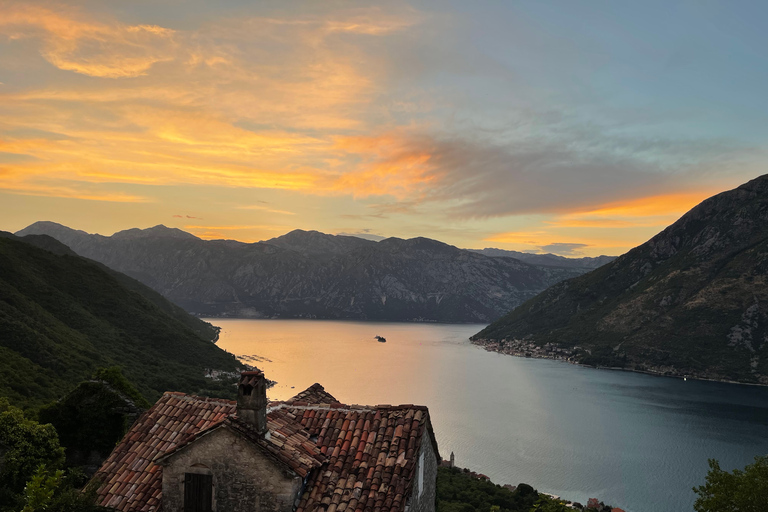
xmin=93 ymin=386 xmax=437 ymax=512
xmin=94 ymin=392 xmax=236 ymax=512
xmin=289 ymin=403 xmax=437 ymax=512
xmin=289 ymin=383 xmax=338 ymax=404
xmin=227 ymin=415 xmax=324 ymax=477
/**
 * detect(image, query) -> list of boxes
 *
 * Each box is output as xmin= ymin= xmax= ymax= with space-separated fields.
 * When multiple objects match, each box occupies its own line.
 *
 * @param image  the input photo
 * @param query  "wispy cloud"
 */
xmin=1 ymin=0 xmax=765 ymax=256
xmin=183 ymin=223 xmax=293 ymax=242
xmin=329 ymin=126 xmax=756 ymax=220
xmin=485 ymin=230 xmax=636 ymax=252
xmin=237 ymin=205 xmax=296 ymax=215
xmin=337 ymin=229 xmax=386 ymax=241
xmin=0 ymin=177 xmax=151 ymax=202
xmin=0 ymin=4 xmax=176 ymax=78
xmin=537 ymin=243 xmax=588 ymax=256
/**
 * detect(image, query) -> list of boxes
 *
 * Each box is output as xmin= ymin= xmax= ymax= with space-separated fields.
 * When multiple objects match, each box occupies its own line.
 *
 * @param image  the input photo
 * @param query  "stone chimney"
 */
xmin=237 ymin=370 xmax=268 ymax=435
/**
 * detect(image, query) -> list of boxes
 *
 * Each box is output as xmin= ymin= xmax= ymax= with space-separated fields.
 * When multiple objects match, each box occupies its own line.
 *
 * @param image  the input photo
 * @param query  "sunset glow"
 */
xmin=2 ymin=1 xmax=766 ymax=256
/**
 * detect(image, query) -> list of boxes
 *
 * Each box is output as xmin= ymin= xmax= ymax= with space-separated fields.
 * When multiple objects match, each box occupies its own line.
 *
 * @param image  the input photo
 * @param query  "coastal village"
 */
xmin=470 ymin=339 xmax=579 ymax=362
xmin=469 ymin=337 xmax=748 ymax=384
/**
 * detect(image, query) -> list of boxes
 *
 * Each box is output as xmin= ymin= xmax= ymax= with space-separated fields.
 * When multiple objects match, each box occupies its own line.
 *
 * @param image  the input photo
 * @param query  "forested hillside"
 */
xmin=0 ymin=233 xmax=240 ymax=408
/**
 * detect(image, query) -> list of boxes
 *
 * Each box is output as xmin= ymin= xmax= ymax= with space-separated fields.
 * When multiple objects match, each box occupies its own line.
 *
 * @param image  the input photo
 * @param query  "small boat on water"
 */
xmin=375 ymin=335 xmax=387 ymax=343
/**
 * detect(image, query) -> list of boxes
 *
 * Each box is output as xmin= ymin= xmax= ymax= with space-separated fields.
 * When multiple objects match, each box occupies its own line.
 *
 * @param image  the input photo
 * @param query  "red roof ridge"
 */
xmin=269 ymin=402 xmax=375 ymax=413
xmin=161 ymin=391 xmax=236 ymax=407
xmin=270 ymin=402 xmax=430 ymax=413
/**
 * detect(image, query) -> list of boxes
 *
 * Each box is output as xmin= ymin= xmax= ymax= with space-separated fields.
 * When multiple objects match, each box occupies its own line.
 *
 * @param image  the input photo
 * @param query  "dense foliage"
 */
xmin=436 ymin=467 xmax=573 ymax=512
xmin=0 ymin=398 xmax=105 ymax=511
xmin=0 ymin=235 xmax=242 ymax=410
xmin=38 ymin=367 xmax=150 ymax=467
xmin=693 ymin=456 xmax=768 ymax=512
xmin=0 ymin=398 xmax=64 ymax=504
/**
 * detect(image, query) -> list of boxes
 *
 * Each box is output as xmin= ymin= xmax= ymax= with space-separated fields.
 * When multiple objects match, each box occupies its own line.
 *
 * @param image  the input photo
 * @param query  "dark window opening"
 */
xmin=241 ymin=384 xmax=253 ymax=396
xmin=184 ymin=473 xmax=213 ymax=512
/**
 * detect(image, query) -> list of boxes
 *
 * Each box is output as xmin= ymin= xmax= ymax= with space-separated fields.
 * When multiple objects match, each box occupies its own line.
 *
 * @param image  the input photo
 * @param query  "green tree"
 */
xmin=0 ymin=398 xmax=64 ymax=508
xmin=693 ymin=456 xmax=768 ymax=512
xmin=0 ymin=399 xmax=103 ymax=512
xmin=21 ymin=465 xmax=64 ymax=512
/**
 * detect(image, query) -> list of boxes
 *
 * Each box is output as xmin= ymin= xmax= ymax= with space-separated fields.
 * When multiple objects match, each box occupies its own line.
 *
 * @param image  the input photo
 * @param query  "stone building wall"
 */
xmin=160 ymin=427 xmax=302 ymax=512
xmin=407 ymin=429 xmax=438 ymax=512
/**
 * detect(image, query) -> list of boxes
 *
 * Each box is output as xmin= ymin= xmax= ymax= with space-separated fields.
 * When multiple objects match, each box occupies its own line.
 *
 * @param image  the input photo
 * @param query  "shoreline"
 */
xmin=201 ymin=315 xmax=489 ymax=326
xmin=470 ymin=338 xmax=768 ymax=388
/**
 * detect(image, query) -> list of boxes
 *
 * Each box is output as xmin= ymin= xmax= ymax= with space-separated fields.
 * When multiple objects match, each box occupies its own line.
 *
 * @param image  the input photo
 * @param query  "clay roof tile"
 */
xmin=92 ymin=386 xmax=435 ymax=512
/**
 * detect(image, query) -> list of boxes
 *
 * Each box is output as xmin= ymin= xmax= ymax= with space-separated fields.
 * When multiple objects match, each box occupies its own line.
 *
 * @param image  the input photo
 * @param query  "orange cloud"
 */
xmin=184 ymin=224 xmax=294 ymax=242
xmin=331 ymin=132 xmax=440 ymax=198
xmin=485 ymin=231 xmax=637 ymax=249
xmin=548 ymin=191 xmax=718 ymax=229
xmin=237 ymin=205 xmax=296 ymax=215
xmin=0 ymin=178 xmax=150 ymax=202
xmin=483 ymin=190 xmax=723 ymax=256
xmin=572 ymin=191 xmax=714 ymax=218
xmin=0 ymin=3 xmax=176 ymax=78
xmin=184 ymin=225 xmax=281 ymax=230
xmin=0 ymin=4 xmax=428 ymax=202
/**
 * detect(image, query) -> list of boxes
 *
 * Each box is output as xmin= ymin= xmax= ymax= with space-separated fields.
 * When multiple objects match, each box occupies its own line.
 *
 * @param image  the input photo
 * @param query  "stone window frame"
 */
xmin=181 ymin=463 xmax=217 ymax=512
xmin=418 ymin=452 xmax=424 ymax=497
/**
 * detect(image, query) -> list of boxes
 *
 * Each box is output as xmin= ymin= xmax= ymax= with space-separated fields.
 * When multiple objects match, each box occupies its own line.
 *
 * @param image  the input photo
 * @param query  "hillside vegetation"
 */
xmin=473 ymin=174 xmax=768 ymax=384
xmin=0 ymin=234 xmax=240 ymax=409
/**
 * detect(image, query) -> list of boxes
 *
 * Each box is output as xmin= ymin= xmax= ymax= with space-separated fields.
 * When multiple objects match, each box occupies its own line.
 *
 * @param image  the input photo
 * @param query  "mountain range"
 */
xmin=0 ymin=231 xmax=241 ymax=408
xmin=473 ymin=174 xmax=768 ymax=384
xmin=14 ymin=224 xmax=605 ymax=323
xmin=469 ymin=248 xmax=615 ymax=269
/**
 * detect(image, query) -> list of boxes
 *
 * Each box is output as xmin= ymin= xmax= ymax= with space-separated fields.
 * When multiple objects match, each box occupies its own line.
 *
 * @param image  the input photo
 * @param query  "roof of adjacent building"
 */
xmin=289 ymin=382 xmax=338 ymax=404
xmin=93 ymin=385 xmax=437 ymax=512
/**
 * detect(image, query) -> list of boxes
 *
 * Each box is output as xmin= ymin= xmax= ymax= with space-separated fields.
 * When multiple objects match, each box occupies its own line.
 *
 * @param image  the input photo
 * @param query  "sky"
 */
xmin=1 ymin=0 xmax=767 ymax=256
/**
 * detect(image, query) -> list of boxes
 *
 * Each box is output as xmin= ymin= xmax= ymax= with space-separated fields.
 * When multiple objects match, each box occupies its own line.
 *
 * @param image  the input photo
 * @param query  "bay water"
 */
xmin=209 ymin=318 xmax=768 ymax=512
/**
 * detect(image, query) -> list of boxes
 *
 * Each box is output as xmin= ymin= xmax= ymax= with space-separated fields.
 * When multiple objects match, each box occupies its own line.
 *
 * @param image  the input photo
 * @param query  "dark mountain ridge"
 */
xmin=0 ymin=232 xmax=240 ymax=408
xmin=470 ymin=248 xmax=616 ymax=269
xmin=14 ymin=223 xmax=604 ymax=323
xmin=473 ymin=174 xmax=768 ymax=384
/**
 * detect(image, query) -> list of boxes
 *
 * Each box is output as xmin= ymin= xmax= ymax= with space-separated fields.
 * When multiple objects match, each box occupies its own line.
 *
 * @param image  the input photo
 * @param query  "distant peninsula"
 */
xmin=472 ymin=174 xmax=768 ymax=385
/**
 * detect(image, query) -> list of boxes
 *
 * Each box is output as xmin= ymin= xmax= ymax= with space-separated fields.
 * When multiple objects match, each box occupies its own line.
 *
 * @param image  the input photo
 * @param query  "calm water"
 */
xmin=209 ymin=319 xmax=768 ymax=512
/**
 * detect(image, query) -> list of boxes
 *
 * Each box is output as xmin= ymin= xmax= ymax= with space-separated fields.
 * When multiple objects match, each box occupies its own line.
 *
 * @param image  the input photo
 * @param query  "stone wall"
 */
xmin=407 ymin=429 xmax=438 ymax=512
xmin=160 ymin=426 xmax=302 ymax=512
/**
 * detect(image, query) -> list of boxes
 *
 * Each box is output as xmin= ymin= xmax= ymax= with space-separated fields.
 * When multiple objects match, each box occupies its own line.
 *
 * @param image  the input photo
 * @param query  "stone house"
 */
xmin=93 ymin=371 xmax=439 ymax=512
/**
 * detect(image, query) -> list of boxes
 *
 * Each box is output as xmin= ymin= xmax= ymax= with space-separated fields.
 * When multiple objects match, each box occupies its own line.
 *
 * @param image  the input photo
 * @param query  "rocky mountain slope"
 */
xmin=14 ymin=224 xmax=596 ymax=323
xmin=0 ymin=232 xmax=240 ymax=408
xmin=473 ymin=174 xmax=768 ymax=384
xmin=470 ymin=248 xmax=615 ymax=269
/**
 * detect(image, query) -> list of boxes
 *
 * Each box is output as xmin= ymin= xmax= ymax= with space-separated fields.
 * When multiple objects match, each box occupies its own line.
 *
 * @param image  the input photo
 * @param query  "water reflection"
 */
xmin=210 ymin=319 xmax=768 ymax=512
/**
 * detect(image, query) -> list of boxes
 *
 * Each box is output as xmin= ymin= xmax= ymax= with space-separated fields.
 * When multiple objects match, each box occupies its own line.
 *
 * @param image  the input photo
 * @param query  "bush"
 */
xmin=693 ymin=456 xmax=768 ymax=512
